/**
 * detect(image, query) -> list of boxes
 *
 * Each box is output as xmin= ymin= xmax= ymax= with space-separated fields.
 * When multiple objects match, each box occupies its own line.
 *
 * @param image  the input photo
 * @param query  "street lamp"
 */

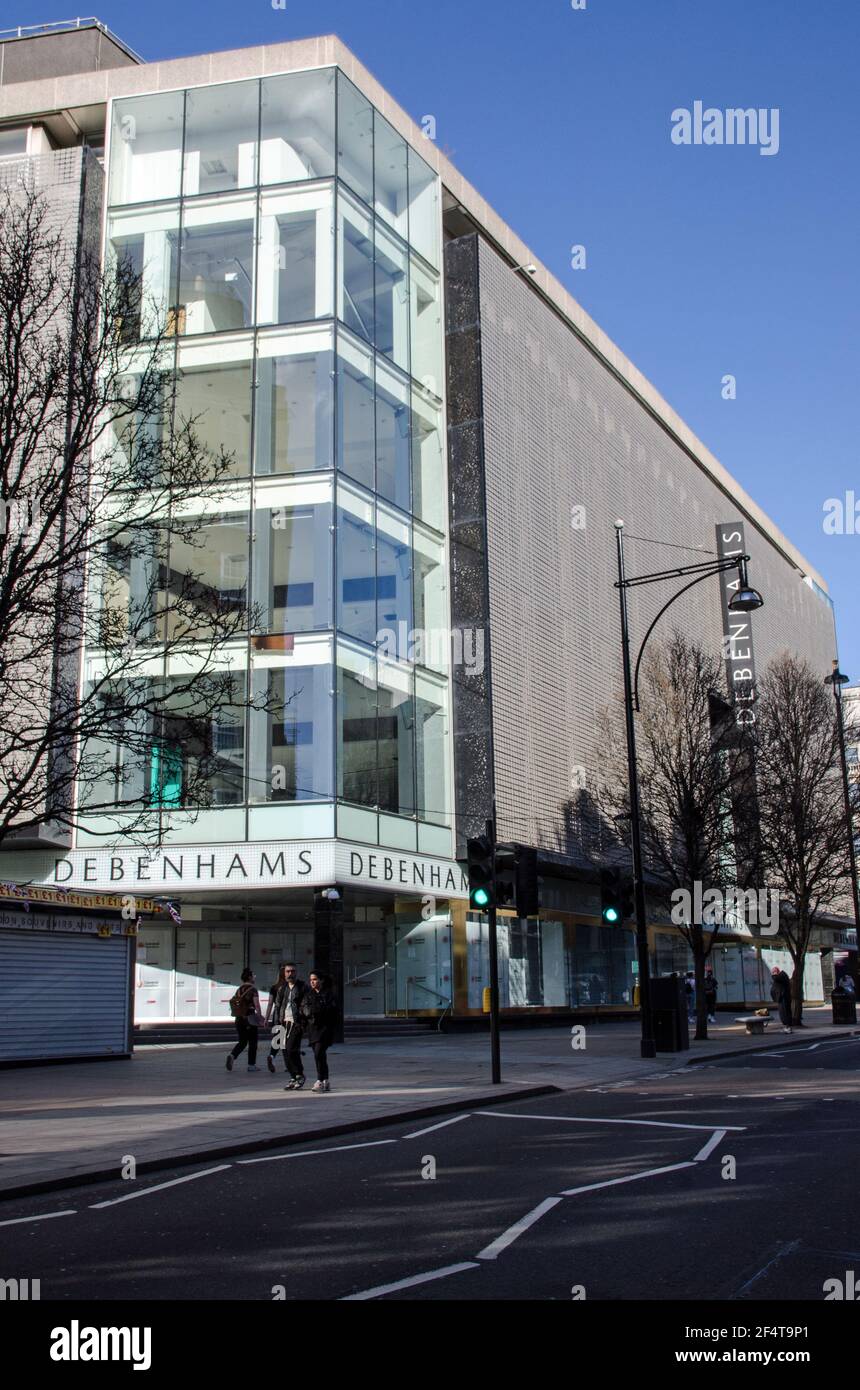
xmin=824 ymin=661 xmax=860 ymax=985
xmin=614 ymin=522 xmax=764 ymax=1058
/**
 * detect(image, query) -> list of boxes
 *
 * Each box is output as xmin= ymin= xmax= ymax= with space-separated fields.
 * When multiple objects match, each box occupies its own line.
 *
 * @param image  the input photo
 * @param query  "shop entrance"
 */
xmin=344 ymin=926 xmax=387 ymax=1016
xmin=174 ymin=928 xmax=244 ymax=1019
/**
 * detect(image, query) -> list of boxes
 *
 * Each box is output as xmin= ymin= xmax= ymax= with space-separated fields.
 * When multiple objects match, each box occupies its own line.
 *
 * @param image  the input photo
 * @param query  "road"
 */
xmin=3 ymin=1035 xmax=860 ymax=1301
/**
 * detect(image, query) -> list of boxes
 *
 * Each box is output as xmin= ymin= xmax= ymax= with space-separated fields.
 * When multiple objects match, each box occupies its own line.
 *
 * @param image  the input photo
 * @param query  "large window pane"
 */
xmin=413 ymin=522 xmax=447 ymax=671
xmin=261 ymin=69 xmax=336 ymax=183
xmin=109 ymin=92 xmax=184 ymax=205
xmin=376 ymin=360 xmax=411 ymax=512
xmin=410 ymin=257 xmax=443 ymax=399
xmin=416 ymin=670 xmax=449 ymax=826
xmin=339 ymin=195 xmax=374 ymax=344
xmin=336 ymin=337 xmax=374 ymax=491
xmin=174 ymin=348 xmax=253 ymax=477
xmin=183 ymin=80 xmax=259 ymax=196
xmin=374 ymin=224 xmax=409 ymax=371
xmin=252 ymin=494 xmax=332 ymax=634
xmin=337 ymin=648 xmax=377 ymax=807
xmin=337 ymin=74 xmax=373 ymax=207
xmin=156 ymin=674 xmax=247 ymax=807
xmin=337 ymin=491 xmax=376 ymax=645
xmin=378 ymin=660 xmax=415 ymax=817
xmin=108 ymin=206 xmax=180 ymax=340
xmin=95 ymin=526 xmax=167 ymax=646
xmin=257 ymin=185 xmax=334 ymax=326
xmin=248 ymin=662 xmax=333 ymax=803
xmin=376 ymin=503 xmax=412 ymax=653
xmin=374 ymin=112 xmax=408 ymax=240
xmin=177 ymin=212 xmax=254 ymax=334
xmin=255 ymin=338 xmax=333 ymax=475
xmin=165 ymin=510 xmax=249 ymax=642
xmin=411 ymin=390 xmax=446 ymax=533
xmin=408 ymin=143 xmax=440 ymax=269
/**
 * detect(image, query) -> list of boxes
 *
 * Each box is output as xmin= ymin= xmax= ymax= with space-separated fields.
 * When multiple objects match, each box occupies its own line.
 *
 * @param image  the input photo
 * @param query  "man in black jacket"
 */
xmin=770 ymin=966 xmax=793 ymax=1032
xmin=277 ymin=964 xmax=308 ymax=1089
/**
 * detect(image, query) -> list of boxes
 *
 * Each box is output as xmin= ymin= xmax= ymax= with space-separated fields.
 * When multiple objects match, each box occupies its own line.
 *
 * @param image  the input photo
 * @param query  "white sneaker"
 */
xmin=782 ymin=1027 xmax=793 ymax=1033
xmin=311 ymin=1080 xmax=324 ymax=1092
xmin=248 ymin=1065 xmax=260 ymax=1072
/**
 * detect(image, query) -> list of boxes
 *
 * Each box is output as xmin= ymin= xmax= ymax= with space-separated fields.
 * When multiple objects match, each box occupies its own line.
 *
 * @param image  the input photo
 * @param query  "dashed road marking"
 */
xmin=340 ymin=1262 xmax=480 ymax=1300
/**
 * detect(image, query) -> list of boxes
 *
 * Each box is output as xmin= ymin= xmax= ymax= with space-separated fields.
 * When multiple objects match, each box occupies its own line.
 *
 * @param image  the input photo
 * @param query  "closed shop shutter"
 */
xmin=0 ymin=930 xmax=132 ymax=1062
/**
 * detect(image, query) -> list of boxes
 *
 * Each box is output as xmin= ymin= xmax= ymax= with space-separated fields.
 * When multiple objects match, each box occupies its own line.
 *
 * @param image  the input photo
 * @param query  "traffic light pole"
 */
xmin=486 ymin=815 xmax=502 ymax=1084
xmin=616 ymin=526 xmax=657 ymax=1059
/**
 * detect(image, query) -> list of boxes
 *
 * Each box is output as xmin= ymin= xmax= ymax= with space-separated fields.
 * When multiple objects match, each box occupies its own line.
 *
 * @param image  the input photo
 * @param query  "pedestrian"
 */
xmin=265 ymin=964 xmax=289 ymax=1073
xmin=300 ymin=971 xmax=338 ymax=1094
xmin=703 ymin=968 xmax=718 ymax=1024
xmin=278 ymin=962 xmax=308 ymax=1090
xmin=685 ymin=971 xmax=696 ymax=1022
xmin=770 ymin=965 xmax=793 ymax=1033
xmin=227 ymin=968 xmax=262 ymax=1072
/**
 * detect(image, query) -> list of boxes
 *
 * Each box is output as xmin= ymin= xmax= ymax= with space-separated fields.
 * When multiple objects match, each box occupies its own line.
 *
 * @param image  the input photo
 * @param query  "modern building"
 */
xmin=0 ymin=19 xmax=852 ymax=1032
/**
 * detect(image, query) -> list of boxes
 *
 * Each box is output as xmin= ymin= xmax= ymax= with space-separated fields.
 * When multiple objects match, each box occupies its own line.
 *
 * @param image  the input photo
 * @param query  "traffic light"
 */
xmin=601 ymin=867 xmax=634 ymax=924
xmin=515 ymin=845 xmax=540 ymax=918
xmin=467 ymin=835 xmax=495 ymax=910
xmin=601 ymin=868 xmax=622 ymax=923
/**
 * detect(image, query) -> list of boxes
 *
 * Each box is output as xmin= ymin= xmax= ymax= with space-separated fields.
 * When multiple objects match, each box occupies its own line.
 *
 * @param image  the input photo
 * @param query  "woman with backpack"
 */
xmin=300 ymin=971 xmax=338 ymax=1093
xmin=226 ymin=968 xmax=262 ymax=1072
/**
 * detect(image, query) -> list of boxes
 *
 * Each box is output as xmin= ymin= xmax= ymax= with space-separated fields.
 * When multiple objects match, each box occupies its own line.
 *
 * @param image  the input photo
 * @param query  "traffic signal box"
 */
xmin=600 ymin=867 xmax=634 ymax=924
xmin=466 ymin=839 xmax=540 ymax=917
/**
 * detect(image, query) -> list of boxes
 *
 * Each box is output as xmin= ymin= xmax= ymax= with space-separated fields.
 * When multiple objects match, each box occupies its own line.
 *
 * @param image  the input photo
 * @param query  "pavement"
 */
xmin=1 ymin=1007 xmax=855 ymax=1200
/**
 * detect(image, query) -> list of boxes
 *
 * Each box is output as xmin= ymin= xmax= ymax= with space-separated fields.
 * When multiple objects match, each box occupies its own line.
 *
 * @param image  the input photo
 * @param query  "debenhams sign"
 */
xmin=37 ymin=841 xmax=469 ymax=899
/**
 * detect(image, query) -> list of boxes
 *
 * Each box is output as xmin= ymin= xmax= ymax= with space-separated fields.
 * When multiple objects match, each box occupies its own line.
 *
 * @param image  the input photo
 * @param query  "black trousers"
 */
xmin=284 ymin=1023 xmax=305 ymax=1078
xmin=311 ymin=1031 xmax=334 ymax=1082
xmin=231 ymin=1018 xmax=258 ymax=1065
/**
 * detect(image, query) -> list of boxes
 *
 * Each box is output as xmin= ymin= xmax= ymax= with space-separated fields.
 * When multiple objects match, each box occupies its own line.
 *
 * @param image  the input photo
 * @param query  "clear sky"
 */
xmin=10 ymin=0 xmax=858 ymax=675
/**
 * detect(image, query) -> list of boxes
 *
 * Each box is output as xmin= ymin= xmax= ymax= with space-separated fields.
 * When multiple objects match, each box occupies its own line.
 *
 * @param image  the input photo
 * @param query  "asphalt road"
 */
xmin=4 ymin=1036 xmax=860 ymax=1302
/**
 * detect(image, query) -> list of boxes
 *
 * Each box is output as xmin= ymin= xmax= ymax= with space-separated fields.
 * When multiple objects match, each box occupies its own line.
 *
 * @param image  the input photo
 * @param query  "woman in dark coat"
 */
xmin=770 ymin=966 xmax=793 ymax=1032
xmin=301 ymin=971 xmax=338 ymax=1093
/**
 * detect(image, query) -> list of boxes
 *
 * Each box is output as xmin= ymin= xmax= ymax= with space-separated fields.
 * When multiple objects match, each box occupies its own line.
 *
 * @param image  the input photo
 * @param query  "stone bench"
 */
xmin=735 ymin=1015 xmax=771 ymax=1036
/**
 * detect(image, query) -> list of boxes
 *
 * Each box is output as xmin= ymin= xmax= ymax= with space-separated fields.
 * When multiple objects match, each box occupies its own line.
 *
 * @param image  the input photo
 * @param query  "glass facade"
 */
xmin=88 ymin=69 xmax=451 ymax=849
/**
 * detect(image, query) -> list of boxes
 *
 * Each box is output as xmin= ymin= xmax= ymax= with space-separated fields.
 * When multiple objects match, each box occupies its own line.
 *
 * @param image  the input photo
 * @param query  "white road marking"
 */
xmin=340 ymin=1262 xmax=480 ymax=1300
xmin=402 ymin=1114 xmax=472 ymax=1139
xmin=693 ymin=1129 xmax=728 ymax=1162
xmin=238 ymin=1140 xmax=396 ymax=1165
xmin=0 ymin=1209 xmax=76 ymax=1228
xmin=476 ymin=1197 xmax=563 ymax=1260
xmin=474 ymin=1110 xmax=745 ymax=1132
xmin=734 ymin=1239 xmax=801 ymax=1297
xmin=89 ymin=1164 xmax=231 ymax=1208
xmin=560 ymin=1161 xmax=697 ymax=1197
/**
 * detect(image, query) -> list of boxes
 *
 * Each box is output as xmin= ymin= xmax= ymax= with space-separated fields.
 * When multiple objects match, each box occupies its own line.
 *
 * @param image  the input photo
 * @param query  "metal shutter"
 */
xmin=0 ymin=930 xmax=132 ymax=1062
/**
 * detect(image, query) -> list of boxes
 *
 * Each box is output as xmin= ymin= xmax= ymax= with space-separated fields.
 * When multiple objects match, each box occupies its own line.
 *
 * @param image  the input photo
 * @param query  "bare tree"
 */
xmin=0 ymin=181 xmax=264 ymax=849
xmin=750 ymin=652 xmax=859 ymax=1025
xmin=597 ymin=631 xmax=758 ymax=1040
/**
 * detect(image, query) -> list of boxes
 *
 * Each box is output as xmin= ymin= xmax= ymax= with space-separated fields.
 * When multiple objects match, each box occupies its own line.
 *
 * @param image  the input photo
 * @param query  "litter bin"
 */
xmin=831 ymin=988 xmax=857 ymax=1025
xmin=650 ymin=973 xmax=690 ymax=1052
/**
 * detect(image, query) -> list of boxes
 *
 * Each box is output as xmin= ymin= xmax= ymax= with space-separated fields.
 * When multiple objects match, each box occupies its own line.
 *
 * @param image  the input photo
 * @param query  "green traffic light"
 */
xmin=603 ymin=906 xmax=620 ymax=923
xmin=472 ymin=887 xmax=491 ymax=908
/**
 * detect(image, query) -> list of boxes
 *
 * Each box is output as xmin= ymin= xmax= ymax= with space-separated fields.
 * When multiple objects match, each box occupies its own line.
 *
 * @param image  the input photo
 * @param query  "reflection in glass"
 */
xmin=416 ymin=672 xmax=449 ymax=825
xmin=252 ymin=501 xmax=332 ymax=633
xmin=255 ymin=346 xmax=333 ymax=475
xmin=375 ymin=365 xmax=411 ymax=512
xmin=261 ymin=69 xmax=336 ymax=183
xmin=248 ymin=664 xmax=333 ymax=802
xmin=374 ymin=228 xmax=409 ymax=370
xmin=174 ymin=359 xmax=253 ymax=477
xmin=338 ymin=660 xmax=377 ymax=807
xmin=177 ymin=219 xmax=254 ymax=334
xmin=341 ymin=211 xmax=375 ymax=343
xmin=183 ymin=81 xmax=259 ymax=196
xmin=378 ymin=665 xmax=415 ymax=816
xmin=110 ymin=92 xmax=184 ymax=205
xmin=337 ymin=74 xmax=373 ymax=207
xmin=108 ymin=210 xmax=180 ymax=340
xmin=337 ymin=349 xmax=375 ymax=491
xmin=165 ymin=512 xmax=249 ymax=641
xmin=407 ymin=143 xmax=440 ymax=269
xmin=337 ymin=506 xmax=376 ymax=645
xmin=374 ymin=112 xmax=409 ymax=239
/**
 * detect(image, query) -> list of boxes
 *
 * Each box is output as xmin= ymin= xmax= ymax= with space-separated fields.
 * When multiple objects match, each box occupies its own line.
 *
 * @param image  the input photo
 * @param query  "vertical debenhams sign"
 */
xmin=716 ymin=521 xmax=758 ymax=723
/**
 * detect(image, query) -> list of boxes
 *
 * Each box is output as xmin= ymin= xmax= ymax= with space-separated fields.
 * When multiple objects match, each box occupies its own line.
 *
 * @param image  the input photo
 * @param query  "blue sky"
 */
xmin=12 ymin=0 xmax=858 ymax=673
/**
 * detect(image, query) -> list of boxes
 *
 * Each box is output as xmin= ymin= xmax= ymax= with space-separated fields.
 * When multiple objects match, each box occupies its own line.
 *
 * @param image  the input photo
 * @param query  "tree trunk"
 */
xmin=692 ymin=930 xmax=708 ymax=1042
xmin=790 ymin=958 xmax=804 ymax=1027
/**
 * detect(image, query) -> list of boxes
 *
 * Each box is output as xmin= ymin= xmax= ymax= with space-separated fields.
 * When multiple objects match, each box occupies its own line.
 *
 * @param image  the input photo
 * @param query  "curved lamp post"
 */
xmin=614 ymin=521 xmax=764 ymax=1058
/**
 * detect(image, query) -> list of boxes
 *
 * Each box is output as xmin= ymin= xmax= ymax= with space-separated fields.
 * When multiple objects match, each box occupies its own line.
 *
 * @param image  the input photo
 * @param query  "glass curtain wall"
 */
xmin=92 ymin=68 xmax=449 ymax=845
